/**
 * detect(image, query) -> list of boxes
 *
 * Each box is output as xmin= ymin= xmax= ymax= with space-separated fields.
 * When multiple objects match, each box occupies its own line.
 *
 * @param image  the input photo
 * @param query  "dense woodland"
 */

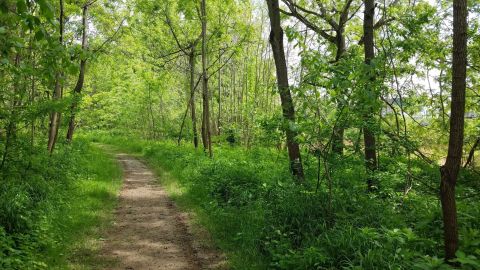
xmin=1 ymin=0 xmax=480 ymax=269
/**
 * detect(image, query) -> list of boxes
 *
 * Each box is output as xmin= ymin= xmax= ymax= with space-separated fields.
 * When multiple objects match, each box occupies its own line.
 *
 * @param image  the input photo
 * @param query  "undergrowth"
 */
xmin=91 ymin=132 xmax=480 ymax=270
xmin=0 ymin=138 xmax=122 ymax=269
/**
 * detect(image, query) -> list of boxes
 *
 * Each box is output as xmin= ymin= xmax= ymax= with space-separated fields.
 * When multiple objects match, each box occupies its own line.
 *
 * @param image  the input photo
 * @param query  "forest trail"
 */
xmin=99 ymin=152 xmax=214 ymax=270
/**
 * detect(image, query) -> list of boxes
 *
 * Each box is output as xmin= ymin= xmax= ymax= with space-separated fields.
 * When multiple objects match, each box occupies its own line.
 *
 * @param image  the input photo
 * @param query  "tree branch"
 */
xmin=280 ymin=0 xmax=336 ymax=43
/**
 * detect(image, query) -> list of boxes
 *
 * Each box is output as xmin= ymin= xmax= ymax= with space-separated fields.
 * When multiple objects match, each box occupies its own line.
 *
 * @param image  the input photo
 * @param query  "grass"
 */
xmin=86 ymin=133 xmax=480 ymax=270
xmin=0 ymin=139 xmax=123 ymax=269
xmin=92 ymin=142 xmax=235 ymax=267
xmin=86 ymin=136 xmax=325 ymax=269
xmin=46 ymin=143 xmax=123 ymax=269
xmin=87 ymin=136 xmax=270 ymax=269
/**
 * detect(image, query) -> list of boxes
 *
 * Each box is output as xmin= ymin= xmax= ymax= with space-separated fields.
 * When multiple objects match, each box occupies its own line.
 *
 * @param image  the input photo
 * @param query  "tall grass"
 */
xmin=0 ymin=138 xmax=122 ymax=269
xmin=89 ymin=133 xmax=480 ymax=269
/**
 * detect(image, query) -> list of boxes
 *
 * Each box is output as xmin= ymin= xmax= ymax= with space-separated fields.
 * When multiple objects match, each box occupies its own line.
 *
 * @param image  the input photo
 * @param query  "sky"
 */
xmin=252 ymin=0 xmax=447 ymax=96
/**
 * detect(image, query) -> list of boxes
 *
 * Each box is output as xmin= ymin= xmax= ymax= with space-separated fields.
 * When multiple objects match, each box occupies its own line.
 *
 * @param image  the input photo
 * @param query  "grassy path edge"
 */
xmin=94 ymin=143 xmax=229 ymax=270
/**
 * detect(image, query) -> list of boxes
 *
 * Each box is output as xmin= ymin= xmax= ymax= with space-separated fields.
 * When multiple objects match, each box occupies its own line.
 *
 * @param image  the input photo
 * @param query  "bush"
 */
xmin=97 ymin=135 xmax=480 ymax=270
xmin=0 ymin=138 xmax=121 ymax=269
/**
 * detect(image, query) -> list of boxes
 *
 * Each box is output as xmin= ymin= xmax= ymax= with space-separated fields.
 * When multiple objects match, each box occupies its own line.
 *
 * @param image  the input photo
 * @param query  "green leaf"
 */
xmin=34 ymin=30 xmax=45 ymax=41
xmin=37 ymin=0 xmax=54 ymax=19
xmin=16 ymin=0 xmax=27 ymax=14
xmin=0 ymin=1 xmax=8 ymax=13
xmin=14 ymin=41 xmax=24 ymax=48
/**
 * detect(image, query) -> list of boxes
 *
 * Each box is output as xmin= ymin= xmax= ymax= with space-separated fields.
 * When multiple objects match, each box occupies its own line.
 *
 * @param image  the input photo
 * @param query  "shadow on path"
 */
xmin=99 ymin=153 xmax=201 ymax=270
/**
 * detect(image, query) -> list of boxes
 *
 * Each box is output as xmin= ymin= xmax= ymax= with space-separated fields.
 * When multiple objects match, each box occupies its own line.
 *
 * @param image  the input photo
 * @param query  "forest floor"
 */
xmin=98 ymin=149 xmax=225 ymax=270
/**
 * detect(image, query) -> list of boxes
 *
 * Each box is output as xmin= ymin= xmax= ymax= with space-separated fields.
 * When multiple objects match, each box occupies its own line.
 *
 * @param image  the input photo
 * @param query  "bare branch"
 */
xmin=164 ymin=12 xmax=191 ymax=55
xmin=339 ymin=0 xmax=354 ymax=26
xmin=280 ymin=0 xmax=336 ymax=43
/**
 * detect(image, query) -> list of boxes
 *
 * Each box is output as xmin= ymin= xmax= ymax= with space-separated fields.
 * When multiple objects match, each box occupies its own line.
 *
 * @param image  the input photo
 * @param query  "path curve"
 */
xmin=100 ymin=153 xmax=201 ymax=270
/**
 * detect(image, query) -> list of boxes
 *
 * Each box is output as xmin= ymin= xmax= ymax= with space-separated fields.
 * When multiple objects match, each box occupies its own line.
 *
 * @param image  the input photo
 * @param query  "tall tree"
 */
xmin=281 ymin=0 xmax=358 ymax=155
xmin=66 ymin=2 xmax=91 ymax=142
xmin=266 ymin=0 xmax=305 ymax=182
xmin=163 ymin=8 xmax=201 ymax=148
xmin=189 ymin=48 xmax=199 ymax=148
xmin=47 ymin=0 xmax=64 ymax=153
xmin=363 ymin=0 xmax=377 ymax=190
xmin=200 ymin=0 xmax=212 ymax=157
xmin=440 ymin=0 xmax=468 ymax=261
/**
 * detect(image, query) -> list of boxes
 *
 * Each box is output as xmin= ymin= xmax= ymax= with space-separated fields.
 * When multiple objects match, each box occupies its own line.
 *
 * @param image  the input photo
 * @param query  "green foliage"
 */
xmin=2 ymin=0 xmax=480 ymax=268
xmin=0 ymin=139 xmax=122 ymax=269
xmin=94 ymin=134 xmax=480 ymax=270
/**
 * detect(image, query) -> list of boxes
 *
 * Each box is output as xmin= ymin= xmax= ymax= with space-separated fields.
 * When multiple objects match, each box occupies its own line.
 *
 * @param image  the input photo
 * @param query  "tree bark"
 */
xmin=189 ymin=50 xmax=199 ymax=148
xmin=266 ymin=0 xmax=304 ymax=182
xmin=363 ymin=0 xmax=378 ymax=190
xmin=47 ymin=0 xmax=64 ymax=153
xmin=440 ymin=0 xmax=467 ymax=262
xmin=200 ymin=0 xmax=212 ymax=157
xmin=463 ymin=137 xmax=479 ymax=168
xmin=331 ymin=30 xmax=347 ymax=155
xmin=66 ymin=4 xmax=88 ymax=142
xmin=217 ymin=53 xmax=222 ymax=135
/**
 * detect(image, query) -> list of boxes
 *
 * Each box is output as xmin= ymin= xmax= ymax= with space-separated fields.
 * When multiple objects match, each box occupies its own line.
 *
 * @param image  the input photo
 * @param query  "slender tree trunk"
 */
xmin=147 ymin=84 xmax=157 ymax=139
xmin=440 ymin=0 xmax=467 ymax=262
xmin=1 ymin=54 xmax=21 ymax=170
xmin=331 ymin=31 xmax=346 ymax=155
xmin=230 ymin=65 xmax=234 ymax=123
xmin=47 ymin=0 xmax=64 ymax=153
xmin=217 ymin=16 xmax=222 ymax=135
xmin=66 ymin=4 xmax=88 ymax=142
xmin=266 ymin=0 xmax=304 ymax=182
xmin=233 ymin=66 xmax=236 ymax=123
xmin=237 ymin=64 xmax=241 ymax=123
xmin=211 ymin=70 xmax=216 ymax=135
xmin=363 ymin=0 xmax=377 ymax=190
xmin=176 ymin=68 xmax=198 ymax=148
xmin=439 ymin=68 xmax=448 ymax=128
xmin=1 ymin=121 xmax=14 ymax=170
xmin=30 ymin=60 xmax=35 ymax=148
xmin=28 ymin=30 xmax=36 ymax=149
xmin=189 ymin=50 xmax=199 ymax=148
xmin=464 ymin=137 xmax=479 ymax=168
xmin=217 ymin=54 xmax=222 ymax=135
xmin=159 ymin=90 xmax=166 ymax=137
xmin=201 ymin=0 xmax=212 ymax=157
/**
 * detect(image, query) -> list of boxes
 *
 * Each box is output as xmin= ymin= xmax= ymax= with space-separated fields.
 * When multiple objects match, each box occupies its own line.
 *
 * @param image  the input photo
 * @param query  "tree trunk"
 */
xmin=30 ymin=70 xmax=35 ymax=148
xmin=47 ymin=0 xmax=64 ymax=153
xmin=147 ymin=84 xmax=157 ymax=139
xmin=331 ymin=30 xmax=346 ymax=155
xmin=217 ymin=16 xmax=222 ymax=135
xmin=200 ymin=0 xmax=212 ymax=157
xmin=331 ymin=127 xmax=344 ymax=154
xmin=1 ymin=54 xmax=21 ymax=170
xmin=29 ymin=29 xmax=36 ymax=149
xmin=463 ymin=137 xmax=479 ymax=168
xmin=363 ymin=0 xmax=377 ymax=190
xmin=189 ymin=50 xmax=199 ymax=148
xmin=440 ymin=0 xmax=467 ymax=262
xmin=217 ymin=55 xmax=221 ymax=135
xmin=66 ymin=4 xmax=88 ymax=142
xmin=266 ymin=0 xmax=304 ymax=182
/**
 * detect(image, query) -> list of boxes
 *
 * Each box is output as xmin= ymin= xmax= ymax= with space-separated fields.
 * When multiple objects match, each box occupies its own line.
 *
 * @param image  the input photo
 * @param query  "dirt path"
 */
xmin=100 ymin=153 xmax=217 ymax=270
